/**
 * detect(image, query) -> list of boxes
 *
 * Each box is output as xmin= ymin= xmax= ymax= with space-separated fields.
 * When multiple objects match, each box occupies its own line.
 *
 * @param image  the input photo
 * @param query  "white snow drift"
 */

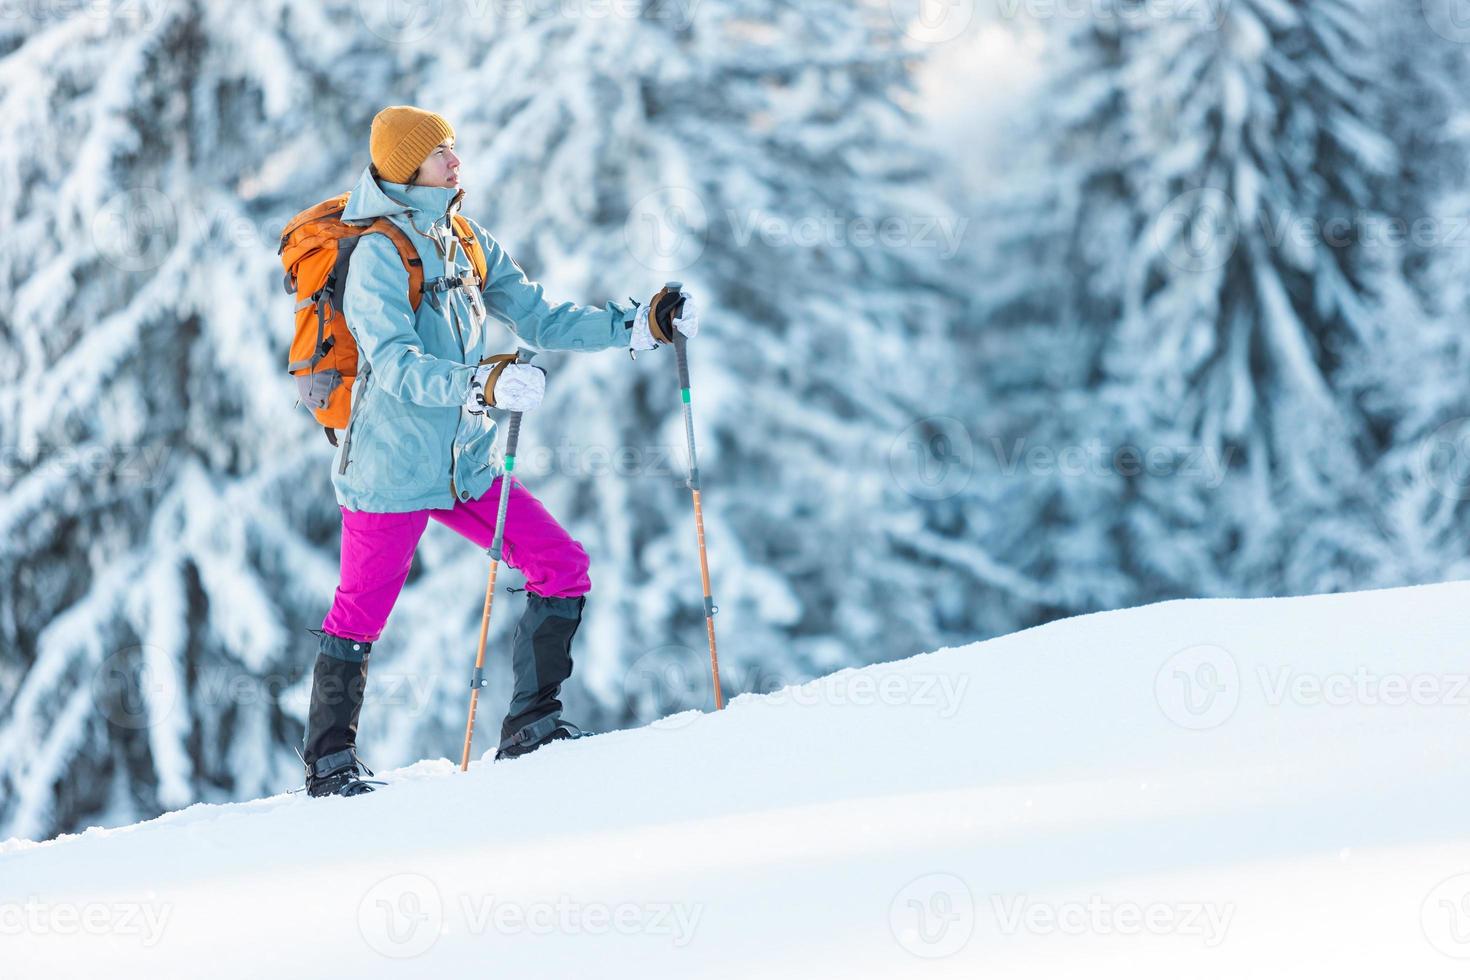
xmin=6 ymin=582 xmax=1470 ymax=978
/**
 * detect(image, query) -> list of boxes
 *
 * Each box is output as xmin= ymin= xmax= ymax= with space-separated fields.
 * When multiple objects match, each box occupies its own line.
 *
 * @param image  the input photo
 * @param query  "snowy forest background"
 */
xmin=4 ymin=0 xmax=1470 ymax=841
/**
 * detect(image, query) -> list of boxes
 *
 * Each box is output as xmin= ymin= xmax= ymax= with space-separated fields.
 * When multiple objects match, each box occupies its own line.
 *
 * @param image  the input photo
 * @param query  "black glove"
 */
xmin=648 ymin=285 xmax=686 ymax=345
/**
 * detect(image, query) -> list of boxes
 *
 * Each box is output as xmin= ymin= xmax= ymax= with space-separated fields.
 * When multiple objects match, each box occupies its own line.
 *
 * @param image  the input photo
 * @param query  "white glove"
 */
xmin=466 ymin=363 xmax=545 ymax=414
xmin=628 ymin=289 xmax=699 ymax=352
xmin=671 ymin=292 xmax=699 ymax=339
xmin=629 ymin=303 xmax=657 ymax=351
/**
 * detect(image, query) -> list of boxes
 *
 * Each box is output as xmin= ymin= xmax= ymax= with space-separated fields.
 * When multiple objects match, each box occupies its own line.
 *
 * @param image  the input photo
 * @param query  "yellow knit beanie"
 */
xmin=370 ymin=106 xmax=455 ymax=184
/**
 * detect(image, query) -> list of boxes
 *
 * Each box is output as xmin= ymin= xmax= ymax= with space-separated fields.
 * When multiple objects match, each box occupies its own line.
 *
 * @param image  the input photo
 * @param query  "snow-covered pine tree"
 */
xmin=0 ymin=0 xmax=389 ymax=840
xmin=1349 ymin=1 xmax=1470 ymax=588
xmin=974 ymin=0 xmax=1439 ymax=606
xmin=963 ymin=14 xmax=1148 ymax=626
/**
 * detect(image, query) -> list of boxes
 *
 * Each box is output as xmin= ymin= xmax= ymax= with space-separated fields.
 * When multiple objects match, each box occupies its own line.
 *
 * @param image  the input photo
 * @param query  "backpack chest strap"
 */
xmin=424 ymin=272 xmax=482 ymax=293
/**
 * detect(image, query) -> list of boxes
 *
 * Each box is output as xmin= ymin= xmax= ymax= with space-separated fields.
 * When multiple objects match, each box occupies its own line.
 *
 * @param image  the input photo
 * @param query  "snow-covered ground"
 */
xmin=6 ymin=582 xmax=1470 ymax=978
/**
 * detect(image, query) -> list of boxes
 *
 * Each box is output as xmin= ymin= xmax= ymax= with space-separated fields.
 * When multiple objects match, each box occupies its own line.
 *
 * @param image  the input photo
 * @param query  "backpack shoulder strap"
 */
xmin=450 ymin=213 xmax=489 ymax=286
xmin=282 ymin=193 xmax=427 ymax=312
xmin=357 ymin=217 xmax=427 ymax=310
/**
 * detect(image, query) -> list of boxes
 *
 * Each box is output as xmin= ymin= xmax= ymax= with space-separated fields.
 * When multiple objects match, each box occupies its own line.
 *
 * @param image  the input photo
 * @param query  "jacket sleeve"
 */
xmin=468 ymin=218 xmax=634 ymax=353
xmin=343 ymin=232 xmax=476 ymax=406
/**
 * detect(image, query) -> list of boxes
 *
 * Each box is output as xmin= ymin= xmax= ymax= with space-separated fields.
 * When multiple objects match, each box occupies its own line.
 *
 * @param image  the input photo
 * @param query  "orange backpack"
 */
xmin=278 ymin=192 xmax=489 ymax=444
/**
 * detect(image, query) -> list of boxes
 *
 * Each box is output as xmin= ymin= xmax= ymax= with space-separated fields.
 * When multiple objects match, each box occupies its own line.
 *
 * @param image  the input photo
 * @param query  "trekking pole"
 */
xmin=664 ymin=282 xmax=724 ymax=710
xmin=461 ymin=349 xmax=534 ymax=771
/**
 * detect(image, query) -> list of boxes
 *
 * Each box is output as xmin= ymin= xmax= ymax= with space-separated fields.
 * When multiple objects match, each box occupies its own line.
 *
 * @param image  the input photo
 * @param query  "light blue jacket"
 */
xmin=332 ymin=165 xmax=635 ymax=513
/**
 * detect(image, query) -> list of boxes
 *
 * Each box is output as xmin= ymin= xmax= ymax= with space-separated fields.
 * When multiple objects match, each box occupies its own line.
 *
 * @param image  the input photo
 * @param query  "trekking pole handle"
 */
xmin=499 ymin=348 xmax=535 ymax=458
xmin=664 ymin=281 xmax=694 ymax=391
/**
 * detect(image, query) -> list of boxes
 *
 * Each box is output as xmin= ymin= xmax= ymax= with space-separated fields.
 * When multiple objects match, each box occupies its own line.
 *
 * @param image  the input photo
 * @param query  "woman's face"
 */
xmin=413 ymin=138 xmax=460 ymax=189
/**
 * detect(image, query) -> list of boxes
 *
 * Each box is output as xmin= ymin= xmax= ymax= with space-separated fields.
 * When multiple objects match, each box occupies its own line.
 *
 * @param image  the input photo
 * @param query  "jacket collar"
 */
xmin=342 ymin=164 xmax=462 ymax=223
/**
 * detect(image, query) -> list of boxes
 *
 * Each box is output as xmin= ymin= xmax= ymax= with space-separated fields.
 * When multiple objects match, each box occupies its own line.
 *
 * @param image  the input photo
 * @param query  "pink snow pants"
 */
xmin=322 ymin=477 xmax=591 ymax=643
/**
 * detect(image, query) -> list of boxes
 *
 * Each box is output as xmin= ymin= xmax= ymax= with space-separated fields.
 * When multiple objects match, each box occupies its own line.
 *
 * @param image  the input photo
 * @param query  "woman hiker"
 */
xmin=301 ymin=105 xmax=697 ymax=798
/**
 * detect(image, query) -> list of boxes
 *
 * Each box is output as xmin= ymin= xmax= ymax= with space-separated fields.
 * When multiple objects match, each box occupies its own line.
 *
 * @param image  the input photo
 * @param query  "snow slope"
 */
xmin=6 ymin=582 xmax=1470 ymax=978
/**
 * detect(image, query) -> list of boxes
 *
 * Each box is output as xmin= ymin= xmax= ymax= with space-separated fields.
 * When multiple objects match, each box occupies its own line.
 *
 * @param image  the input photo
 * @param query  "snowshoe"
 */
xmin=306 ymin=748 xmax=384 ymax=798
xmin=495 ymin=721 xmax=591 ymax=761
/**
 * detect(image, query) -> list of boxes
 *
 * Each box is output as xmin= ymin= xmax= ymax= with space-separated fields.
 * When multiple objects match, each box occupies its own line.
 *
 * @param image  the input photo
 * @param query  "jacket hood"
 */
xmin=341 ymin=164 xmax=461 ymax=223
